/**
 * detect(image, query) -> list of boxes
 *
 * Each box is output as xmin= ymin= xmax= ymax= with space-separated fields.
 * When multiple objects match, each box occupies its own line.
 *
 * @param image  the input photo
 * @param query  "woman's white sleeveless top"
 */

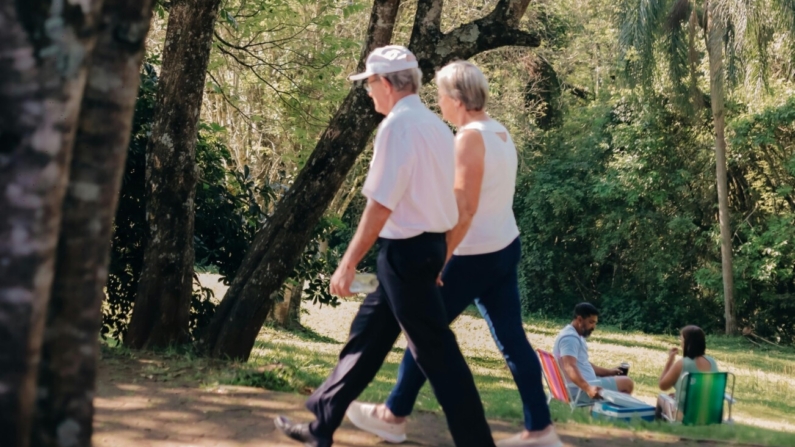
xmin=454 ymin=119 xmax=520 ymax=256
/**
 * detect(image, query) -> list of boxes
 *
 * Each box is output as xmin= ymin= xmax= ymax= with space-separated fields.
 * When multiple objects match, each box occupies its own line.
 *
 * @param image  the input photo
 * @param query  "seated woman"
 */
xmin=656 ymin=325 xmax=718 ymax=420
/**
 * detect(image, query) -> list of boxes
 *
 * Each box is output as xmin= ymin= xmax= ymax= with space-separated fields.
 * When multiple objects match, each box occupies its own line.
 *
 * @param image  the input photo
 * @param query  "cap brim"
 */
xmin=348 ymin=71 xmax=373 ymax=81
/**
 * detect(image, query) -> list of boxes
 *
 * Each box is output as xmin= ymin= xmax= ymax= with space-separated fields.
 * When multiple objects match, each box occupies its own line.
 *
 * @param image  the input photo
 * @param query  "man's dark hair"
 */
xmin=681 ymin=325 xmax=707 ymax=359
xmin=574 ymin=302 xmax=599 ymax=319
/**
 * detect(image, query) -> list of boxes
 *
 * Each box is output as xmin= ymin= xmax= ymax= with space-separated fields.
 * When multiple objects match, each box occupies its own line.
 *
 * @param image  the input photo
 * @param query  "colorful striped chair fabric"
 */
xmin=537 ymin=349 xmax=591 ymax=411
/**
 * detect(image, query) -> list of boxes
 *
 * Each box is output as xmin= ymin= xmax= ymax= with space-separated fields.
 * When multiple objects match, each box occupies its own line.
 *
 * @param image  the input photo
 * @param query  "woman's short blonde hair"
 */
xmin=435 ymin=60 xmax=489 ymax=111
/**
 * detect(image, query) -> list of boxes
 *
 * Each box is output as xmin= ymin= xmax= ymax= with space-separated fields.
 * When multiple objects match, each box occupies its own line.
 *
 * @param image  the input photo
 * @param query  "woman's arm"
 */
xmin=659 ymin=348 xmax=683 ymax=390
xmin=444 ymin=129 xmax=485 ymax=261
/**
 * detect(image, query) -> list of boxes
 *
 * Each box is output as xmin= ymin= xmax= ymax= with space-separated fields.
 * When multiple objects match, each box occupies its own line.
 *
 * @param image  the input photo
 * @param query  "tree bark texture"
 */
xmin=126 ymin=0 xmax=222 ymax=349
xmin=270 ymin=283 xmax=301 ymax=329
xmin=202 ymin=0 xmax=540 ymax=361
xmin=32 ymin=1 xmax=155 ymax=446
xmin=705 ymin=1 xmax=737 ymax=335
xmin=0 ymin=1 xmax=104 ymax=445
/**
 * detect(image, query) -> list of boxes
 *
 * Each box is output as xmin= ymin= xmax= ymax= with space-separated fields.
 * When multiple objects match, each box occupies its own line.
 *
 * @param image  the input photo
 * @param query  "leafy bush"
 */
xmin=104 ymin=66 xmax=272 ymax=341
xmin=515 ymin=93 xmax=722 ymax=333
xmin=728 ymin=98 xmax=795 ymax=343
xmin=516 ymin=92 xmax=795 ymax=342
xmin=103 ymin=65 xmax=338 ymax=342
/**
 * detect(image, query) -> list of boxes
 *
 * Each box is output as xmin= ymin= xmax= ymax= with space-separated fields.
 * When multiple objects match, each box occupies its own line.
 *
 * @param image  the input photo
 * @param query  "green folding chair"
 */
xmin=663 ymin=372 xmax=736 ymax=425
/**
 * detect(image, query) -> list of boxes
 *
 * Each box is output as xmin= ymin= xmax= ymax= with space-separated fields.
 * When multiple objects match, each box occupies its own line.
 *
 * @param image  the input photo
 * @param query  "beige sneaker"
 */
xmin=496 ymin=429 xmax=563 ymax=447
xmin=345 ymin=401 xmax=407 ymax=443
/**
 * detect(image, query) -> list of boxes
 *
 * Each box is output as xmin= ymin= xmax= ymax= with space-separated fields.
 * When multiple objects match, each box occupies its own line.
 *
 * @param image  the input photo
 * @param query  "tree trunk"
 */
xmin=202 ymin=0 xmax=540 ymax=361
xmin=271 ymin=283 xmax=302 ymax=328
xmin=126 ymin=0 xmax=222 ymax=349
xmin=32 ymin=1 xmax=155 ymax=446
xmin=0 ymin=1 xmax=104 ymax=445
xmin=706 ymin=1 xmax=737 ymax=335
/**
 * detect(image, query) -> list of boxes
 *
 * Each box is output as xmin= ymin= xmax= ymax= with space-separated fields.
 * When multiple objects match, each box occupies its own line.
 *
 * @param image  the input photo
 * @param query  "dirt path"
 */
xmin=94 ymin=353 xmax=756 ymax=447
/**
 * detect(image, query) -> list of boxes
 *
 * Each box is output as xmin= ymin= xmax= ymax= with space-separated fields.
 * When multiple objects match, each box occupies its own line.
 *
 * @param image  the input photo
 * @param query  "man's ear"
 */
xmin=382 ymin=78 xmax=393 ymax=94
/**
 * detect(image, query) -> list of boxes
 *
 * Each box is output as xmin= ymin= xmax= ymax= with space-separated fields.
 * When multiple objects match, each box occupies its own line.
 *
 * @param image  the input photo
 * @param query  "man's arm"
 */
xmin=591 ymin=363 xmax=622 ymax=378
xmin=329 ymin=199 xmax=391 ymax=296
xmin=560 ymin=356 xmax=601 ymax=399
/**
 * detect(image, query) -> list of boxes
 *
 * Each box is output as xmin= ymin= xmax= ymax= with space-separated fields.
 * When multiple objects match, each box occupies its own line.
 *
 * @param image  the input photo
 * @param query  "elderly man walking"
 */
xmin=274 ymin=45 xmax=495 ymax=447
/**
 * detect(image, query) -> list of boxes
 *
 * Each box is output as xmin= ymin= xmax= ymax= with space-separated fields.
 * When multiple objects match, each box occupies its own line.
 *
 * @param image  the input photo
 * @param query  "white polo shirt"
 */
xmin=362 ymin=95 xmax=458 ymax=239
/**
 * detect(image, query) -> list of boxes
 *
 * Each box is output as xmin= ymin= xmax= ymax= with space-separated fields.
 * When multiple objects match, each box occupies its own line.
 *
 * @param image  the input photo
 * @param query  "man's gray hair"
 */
xmin=435 ymin=60 xmax=489 ymax=111
xmin=381 ymin=67 xmax=423 ymax=94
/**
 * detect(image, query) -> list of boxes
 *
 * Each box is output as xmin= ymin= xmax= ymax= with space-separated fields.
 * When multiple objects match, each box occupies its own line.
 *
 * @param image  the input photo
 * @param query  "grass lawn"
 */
xmin=207 ymin=299 xmax=795 ymax=446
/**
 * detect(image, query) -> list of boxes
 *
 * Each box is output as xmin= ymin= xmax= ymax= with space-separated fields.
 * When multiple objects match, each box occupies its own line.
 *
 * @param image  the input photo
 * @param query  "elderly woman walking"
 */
xmin=346 ymin=61 xmax=561 ymax=447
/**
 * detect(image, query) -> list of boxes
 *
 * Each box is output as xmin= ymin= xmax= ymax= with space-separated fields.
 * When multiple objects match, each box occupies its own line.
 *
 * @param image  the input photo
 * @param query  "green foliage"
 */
xmin=727 ymin=98 xmax=795 ymax=343
xmin=104 ymin=63 xmax=339 ymax=342
xmin=227 ymin=364 xmax=305 ymax=393
xmin=104 ymin=64 xmax=156 ymax=342
xmin=193 ymin=125 xmax=275 ymax=283
xmin=278 ymin=216 xmax=339 ymax=310
xmin=515 ymin=89 xmax=795 ymax=342
xmin=103 ymin=66 xmax=272 ymax=342
xmin=516 ymin=92 xmax=722 ymax=333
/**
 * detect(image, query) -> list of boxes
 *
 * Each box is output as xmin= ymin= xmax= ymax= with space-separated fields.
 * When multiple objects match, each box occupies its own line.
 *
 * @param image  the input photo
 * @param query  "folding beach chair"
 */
xmin=537 ymin=349 xmax=593 ymax=412
xmin=662 ymin=372 xmax=736 ymax=425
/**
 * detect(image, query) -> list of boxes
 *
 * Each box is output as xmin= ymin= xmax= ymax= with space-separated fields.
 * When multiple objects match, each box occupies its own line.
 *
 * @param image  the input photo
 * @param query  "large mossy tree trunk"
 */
xmin=0 ymin=1 xmax=104 ymax=445
xmin=126 ymin=0 xmax=222 ymax=349
xmin=705 ymin=0 xmax=736 ymax=335
xmin=202 ymin=0 xmax=541 ymax=361
xmin=32 ymin=1 xmax=155 ymax=445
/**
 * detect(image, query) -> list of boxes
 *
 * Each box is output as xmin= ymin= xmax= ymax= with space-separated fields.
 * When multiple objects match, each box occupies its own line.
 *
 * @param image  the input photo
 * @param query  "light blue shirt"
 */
xmin=553 ymin=324 xmax=597 ymax=383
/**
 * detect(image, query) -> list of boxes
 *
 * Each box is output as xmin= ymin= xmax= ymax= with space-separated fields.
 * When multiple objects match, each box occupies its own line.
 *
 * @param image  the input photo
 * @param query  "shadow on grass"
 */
xmin=264 ymin=323 xmax=342 ymax=345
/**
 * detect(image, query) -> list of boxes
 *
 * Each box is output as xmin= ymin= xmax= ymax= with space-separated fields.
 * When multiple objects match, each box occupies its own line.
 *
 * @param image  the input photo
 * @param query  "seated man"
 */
xmin=553 ymin=303 xmax=634 ymax=404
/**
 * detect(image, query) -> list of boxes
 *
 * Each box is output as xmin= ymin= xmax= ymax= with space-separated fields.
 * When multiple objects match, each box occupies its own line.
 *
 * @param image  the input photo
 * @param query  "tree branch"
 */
xmin=419 ymin=25 xmax=540 ymax=82
xmin=409 ymin=0 xmax=444 ymax=55
xmin=493 ymin=0 xmax=533 ymax=27
xmin=357 ymin=0 xmax=402 ymax=73
xmin=207 ymin=71 xmax=254 ymax=124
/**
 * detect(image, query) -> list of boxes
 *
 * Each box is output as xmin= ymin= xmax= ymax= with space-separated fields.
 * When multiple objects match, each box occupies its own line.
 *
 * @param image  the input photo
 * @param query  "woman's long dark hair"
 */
xmin=681 ymin=325 xmax=706 ymax=359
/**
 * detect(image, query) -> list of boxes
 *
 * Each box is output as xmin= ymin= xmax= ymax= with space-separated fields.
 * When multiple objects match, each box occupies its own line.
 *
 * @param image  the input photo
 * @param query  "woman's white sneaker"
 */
xmin=345 ymin=401 xmax=407 ymax=443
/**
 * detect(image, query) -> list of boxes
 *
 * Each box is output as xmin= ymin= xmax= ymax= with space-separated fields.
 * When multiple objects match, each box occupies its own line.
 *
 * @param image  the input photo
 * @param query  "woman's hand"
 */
xmin=668 ymin=347 xmax=679 ymax=358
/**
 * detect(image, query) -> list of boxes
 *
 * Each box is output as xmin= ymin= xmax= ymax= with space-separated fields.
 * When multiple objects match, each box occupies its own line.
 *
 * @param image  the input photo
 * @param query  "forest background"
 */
xmin=104 ymin=0 xmax=795 ymax=347
xmin=4 ymin=0 xmax=795 ymax=445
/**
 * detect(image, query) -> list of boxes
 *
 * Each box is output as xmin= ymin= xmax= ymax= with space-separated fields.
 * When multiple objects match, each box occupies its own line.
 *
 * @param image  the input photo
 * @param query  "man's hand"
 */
xmin=609 ymin=368 xmax=623 ymax=376
xmin=436 ymin=272 xmax=444 ymax=287
xmin=329 ymin=199 xmax=391 ymax=297
xmin=586 ymin=385 xmax=602 ymax=399
xmin=330 ymin=262 xmax=356 ymax=297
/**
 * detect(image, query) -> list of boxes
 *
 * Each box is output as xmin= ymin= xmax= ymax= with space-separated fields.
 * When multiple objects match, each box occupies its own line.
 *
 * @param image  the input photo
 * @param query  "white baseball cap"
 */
xmin=348 ymin=45 xmax=419 ymax=81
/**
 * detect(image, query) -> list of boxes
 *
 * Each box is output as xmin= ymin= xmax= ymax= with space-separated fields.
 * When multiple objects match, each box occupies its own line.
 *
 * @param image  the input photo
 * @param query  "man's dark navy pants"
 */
xmin=305 ymin=232 xmax=495 ymax=447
